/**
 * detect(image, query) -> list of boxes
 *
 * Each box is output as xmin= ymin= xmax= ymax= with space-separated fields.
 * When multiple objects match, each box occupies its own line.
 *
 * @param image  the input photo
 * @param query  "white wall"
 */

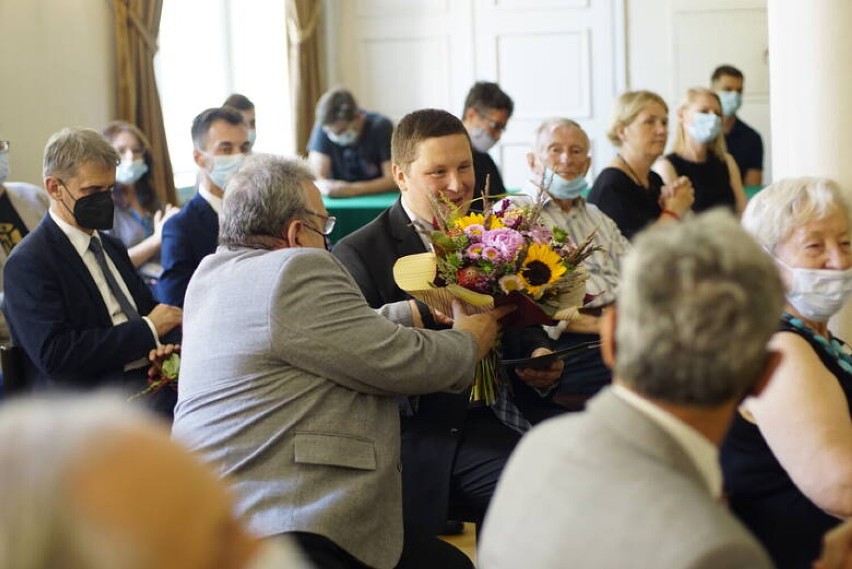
xmin=326 ymin=0 xmax=626 ymax=190
xmin=0 ymin=0 xmax=115 ymax=187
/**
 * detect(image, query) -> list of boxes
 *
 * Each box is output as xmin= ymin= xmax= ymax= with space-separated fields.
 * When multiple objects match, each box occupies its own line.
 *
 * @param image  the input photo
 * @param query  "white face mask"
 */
xmin=777 ymin=257 xmax=852 ymax=322
xmin=686 ymin=112 xmax=722 ymax=144
xmin=470 ymin=127 xmax=497 ymax=153
xmin=0 ymin=153 xmax=9 ymax=184
xmin=116 ymin=158 xmax=149 ymax=185
xmin=205 ymin=153 xmax=245 ymax=190
xmin=717 ymin=91 xmax=742 ymax=117
xmin=327 ymin=127 xmax=358 ymax=147
xmin=243 ymin=538 xmax=310 ymax=569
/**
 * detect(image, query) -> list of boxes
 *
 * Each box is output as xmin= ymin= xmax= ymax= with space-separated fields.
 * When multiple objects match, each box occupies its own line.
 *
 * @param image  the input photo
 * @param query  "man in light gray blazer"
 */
xmin=172 ymin=154 xmax=510 ymax=569
xmin=479 ymin=211 xmax=784 ymax=569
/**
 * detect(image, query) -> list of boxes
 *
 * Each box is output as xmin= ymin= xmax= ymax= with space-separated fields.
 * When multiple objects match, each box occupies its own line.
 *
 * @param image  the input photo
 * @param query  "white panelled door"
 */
xmin=332 ymin=0 xmax=626 ymax=190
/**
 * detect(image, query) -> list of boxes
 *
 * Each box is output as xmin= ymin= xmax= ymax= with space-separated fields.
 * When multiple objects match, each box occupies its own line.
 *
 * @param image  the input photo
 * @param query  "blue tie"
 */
xmin=88 ymin=237 xmax=139 ymax=321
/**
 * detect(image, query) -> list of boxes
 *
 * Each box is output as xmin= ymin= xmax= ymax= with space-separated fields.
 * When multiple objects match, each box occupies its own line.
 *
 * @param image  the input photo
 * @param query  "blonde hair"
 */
xmin=606 ymin=90 xmax=668 ymax=146
xmin=672 ymin=88 xmax=727 ymax=158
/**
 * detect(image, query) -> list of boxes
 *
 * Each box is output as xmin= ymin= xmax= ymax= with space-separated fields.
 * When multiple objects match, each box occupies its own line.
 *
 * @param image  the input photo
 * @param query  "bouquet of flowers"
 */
xmin=393 ymin=190 xmax=600 ymax=404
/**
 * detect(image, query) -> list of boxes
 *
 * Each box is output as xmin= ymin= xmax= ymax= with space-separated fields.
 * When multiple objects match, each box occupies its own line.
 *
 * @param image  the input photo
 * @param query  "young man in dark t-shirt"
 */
xmin=307 ymin=88 xmax=396 ymax=198
xmin=711 ymin=65 xmax=764 ymax=186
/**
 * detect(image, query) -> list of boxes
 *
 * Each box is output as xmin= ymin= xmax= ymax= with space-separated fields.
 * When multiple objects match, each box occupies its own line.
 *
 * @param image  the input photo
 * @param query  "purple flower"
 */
xmin=481 ymin=246 xmax=501 ymax=262
xmin=482 ymin=228 xmax=525 ymax=260
xmin=466 ymin=243 xmax=484 ymax=259
xmin=527 ymin=225 xmax=553 ymax=245
xmin=464 ymin=224 xmax=486 ymax=241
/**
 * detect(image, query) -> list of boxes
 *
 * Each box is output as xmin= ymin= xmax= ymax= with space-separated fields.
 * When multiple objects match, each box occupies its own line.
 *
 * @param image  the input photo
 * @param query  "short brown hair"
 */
xmin=391 ymin=109 xmax=470 ymax=171
xmin=315 ymin=88 xmax=358 ymax=126
xmin=711 ymin=65 xmax=744 ymax=83
xmin=191 ymin=107 xmax=246 ymax=150
xmin=223 ymin=93 xmax=255 ymax=111
xmin=43 ymin=128 xmax=118 ymax=180
xmin=462 ymin=81 xmax=514 ymax=118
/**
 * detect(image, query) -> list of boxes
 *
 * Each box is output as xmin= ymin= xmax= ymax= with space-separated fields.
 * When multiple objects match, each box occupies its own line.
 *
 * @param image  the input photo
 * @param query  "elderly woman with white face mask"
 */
xmin=720 ymin=177 xmax=852 ymax=569
xmin=653 ymin=87 xmax=747 ymax=215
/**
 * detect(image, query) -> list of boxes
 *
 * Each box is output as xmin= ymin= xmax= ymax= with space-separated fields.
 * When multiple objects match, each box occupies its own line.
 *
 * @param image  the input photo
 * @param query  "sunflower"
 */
xmin=454 ymin=213 xmax=485 ymax=230
xmin=487 ymin=215 xmax=505 ymax=230
xmin=517 ymin=243 xmax=567 ymax=298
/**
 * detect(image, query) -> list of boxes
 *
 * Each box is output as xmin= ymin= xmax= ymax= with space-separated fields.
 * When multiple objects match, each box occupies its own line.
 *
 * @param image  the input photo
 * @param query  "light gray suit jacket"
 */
xmin=172 ymin=246 xmax=477 ymax=569
xmin=479 ymin=388 xmax=773 ymax=569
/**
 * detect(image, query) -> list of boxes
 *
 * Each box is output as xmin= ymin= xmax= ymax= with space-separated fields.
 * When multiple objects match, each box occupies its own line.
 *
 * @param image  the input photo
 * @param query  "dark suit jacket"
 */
xmin=333 ymin=199 xmax=546 ymax=531
xmin=158 ymin=192 xmax=218 ymax=308
xmin=3 ymin=214 xmax=160 ymax=390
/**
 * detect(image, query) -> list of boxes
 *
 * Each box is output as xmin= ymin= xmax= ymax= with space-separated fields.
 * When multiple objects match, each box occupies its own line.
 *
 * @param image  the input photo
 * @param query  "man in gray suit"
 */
xmin=172 ymin=154 xmax=510 ymax=569
xmin=479 ymin=210 xmax=783 ymax=569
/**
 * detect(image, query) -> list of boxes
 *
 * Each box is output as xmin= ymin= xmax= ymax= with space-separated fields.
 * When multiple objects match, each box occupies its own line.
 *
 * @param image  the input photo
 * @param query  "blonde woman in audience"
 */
xmin=721 ymin=178 xmax=852 ymax=569
xmin=102 ymin=121 xmax=177 ymax=277
xmin=654 ymin=87 xmax=747 ymax=214
xmin=588 ymin=90 xmax=694 ymax=239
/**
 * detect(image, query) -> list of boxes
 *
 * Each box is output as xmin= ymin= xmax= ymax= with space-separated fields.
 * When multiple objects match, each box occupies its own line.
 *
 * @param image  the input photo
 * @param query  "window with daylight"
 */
xmin=156 ymin=0 xmax=293 ymax=191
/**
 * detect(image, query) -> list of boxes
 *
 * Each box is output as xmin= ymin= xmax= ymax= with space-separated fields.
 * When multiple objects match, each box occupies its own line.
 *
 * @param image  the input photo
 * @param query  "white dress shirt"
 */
xmin=613 ymin=384 xmax=723 ymax=499
xmin=400 ymin=197 xmax=434 ymax=252
xmin=199 ymin=185 xmax=223 ymax=215
xmin=49 ymin=210 xmax=159 ymax=366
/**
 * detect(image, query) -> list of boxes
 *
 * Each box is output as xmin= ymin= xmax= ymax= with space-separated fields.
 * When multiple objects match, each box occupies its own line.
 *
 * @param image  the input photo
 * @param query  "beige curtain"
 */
xmin=113 ymin=0 xmax=176 ymax=205
xmin=287 ymin=0 xmax=324 ymax=155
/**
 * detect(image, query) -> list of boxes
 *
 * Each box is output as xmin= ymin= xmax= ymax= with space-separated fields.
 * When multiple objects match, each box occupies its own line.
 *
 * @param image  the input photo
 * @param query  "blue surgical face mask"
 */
xmin=116 ymin=158 xmax=149 ymax=185
xmin=470 ymin=127 xmax=498 ymax=153
xmin=248 ymin=129 xmax=257 ymax=147
xmin=544 ymin=168 xmax=588 ymax=200
xmin=206 ymin=153 xmax=245 ymax=190
xmin=717 ymin=91 xmax=742 ymax=117
xmin=686 ymin=112 xmax=722 ymax=144
xmin=327 ymin=128 xmax=358 ymax=147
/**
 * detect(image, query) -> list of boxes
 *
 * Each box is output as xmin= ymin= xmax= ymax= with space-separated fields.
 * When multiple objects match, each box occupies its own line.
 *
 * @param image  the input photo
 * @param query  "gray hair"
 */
xmin=615 ymin=210 xmax=784 ymax=406
xmin=0 ymin=393 xmax=157 ymax=569
xmin=742 ymin=177 xmax=851 ymax=252
xmin=220 ymin=154 xmax=315 ymax=249
xmin=532 ymin=118 xmax=589 ymax=154
xmin=42 ymin=127 xmax=119 ymax=180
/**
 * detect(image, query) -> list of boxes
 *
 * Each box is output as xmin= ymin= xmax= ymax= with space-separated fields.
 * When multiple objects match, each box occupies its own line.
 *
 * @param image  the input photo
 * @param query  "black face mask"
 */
xmin=60 ymin=183 xmax=115 ymax=230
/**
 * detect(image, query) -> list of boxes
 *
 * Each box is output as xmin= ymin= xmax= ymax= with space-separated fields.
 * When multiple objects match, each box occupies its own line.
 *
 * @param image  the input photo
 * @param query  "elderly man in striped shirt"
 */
xmin=508 ymin=118 xmax=630 ymax=422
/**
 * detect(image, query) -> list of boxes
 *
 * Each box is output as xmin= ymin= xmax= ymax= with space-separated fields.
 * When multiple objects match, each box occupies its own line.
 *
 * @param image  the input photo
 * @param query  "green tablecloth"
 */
xmin=745 ymin=185 xmax=763 ymax=200
xmin=324 ymin=191 xmax=400 ymax=243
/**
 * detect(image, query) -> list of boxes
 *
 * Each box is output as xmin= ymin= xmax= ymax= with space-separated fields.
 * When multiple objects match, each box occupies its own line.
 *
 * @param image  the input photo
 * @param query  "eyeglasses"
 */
xmin=0 ymin=141 xmax=9 ymax=154
xmin=475 ymin=109 xmax=508 ymax=133
xmin=301 ymin=209 xmax=337 ymax=236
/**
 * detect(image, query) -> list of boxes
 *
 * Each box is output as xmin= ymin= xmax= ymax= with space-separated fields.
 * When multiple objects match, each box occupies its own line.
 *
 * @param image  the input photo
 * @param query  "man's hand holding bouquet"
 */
xmin=393 ymin=187 xmax=599 ymax=404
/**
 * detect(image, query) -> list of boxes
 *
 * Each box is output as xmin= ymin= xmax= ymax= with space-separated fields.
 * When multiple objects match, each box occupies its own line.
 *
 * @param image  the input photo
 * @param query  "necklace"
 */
xmin=616 ymin=154 xmax=648 ymax=189
xmin=782 ymin=312 xmax=852 ymax=376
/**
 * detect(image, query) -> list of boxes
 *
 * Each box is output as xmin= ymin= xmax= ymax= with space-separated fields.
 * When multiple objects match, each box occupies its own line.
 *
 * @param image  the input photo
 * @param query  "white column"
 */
xmin=768 ymin=0 xmax=852 ymax=338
